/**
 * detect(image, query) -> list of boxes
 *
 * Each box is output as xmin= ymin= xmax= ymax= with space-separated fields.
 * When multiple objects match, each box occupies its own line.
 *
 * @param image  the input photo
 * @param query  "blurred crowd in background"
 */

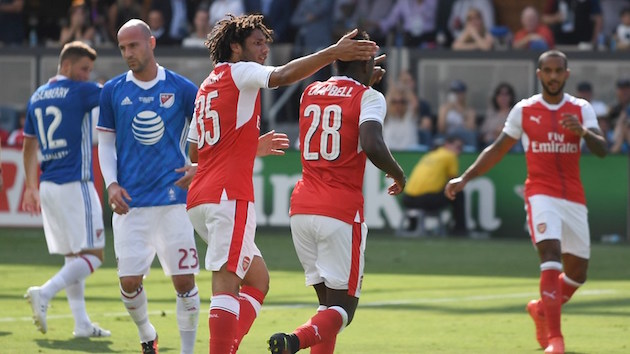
xmin=1 ymin=0 xmax=630 ymax=153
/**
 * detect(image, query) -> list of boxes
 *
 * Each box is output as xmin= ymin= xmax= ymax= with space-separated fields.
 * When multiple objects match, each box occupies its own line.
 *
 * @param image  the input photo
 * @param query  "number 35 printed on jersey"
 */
xmin=194 ymin=90 xmax=220 ymax=148
xmin=303 ymin=104 xmax=342 ymax=161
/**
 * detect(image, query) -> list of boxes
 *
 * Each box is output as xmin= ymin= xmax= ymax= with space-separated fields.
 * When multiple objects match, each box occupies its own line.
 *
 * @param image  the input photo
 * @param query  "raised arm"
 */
xmin=268 ymin=29 xmax=378 ymax=88
xmin=445 ymin=132 xmax=517 ymax=199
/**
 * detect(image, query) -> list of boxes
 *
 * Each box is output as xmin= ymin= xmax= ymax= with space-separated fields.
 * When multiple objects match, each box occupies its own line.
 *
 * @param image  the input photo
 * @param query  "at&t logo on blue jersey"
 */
xmin=132 ymin=110 xmax=165 ymax=145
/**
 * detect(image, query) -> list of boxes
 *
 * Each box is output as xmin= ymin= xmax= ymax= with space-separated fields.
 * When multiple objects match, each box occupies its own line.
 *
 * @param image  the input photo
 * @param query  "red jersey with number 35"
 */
xmin=503 ymin=93 xmax=599 ymax=205
xmin=187 ymin=62 xmax=274 ymax=209
xmin=290 ymin=77 xmax=386 ymax=224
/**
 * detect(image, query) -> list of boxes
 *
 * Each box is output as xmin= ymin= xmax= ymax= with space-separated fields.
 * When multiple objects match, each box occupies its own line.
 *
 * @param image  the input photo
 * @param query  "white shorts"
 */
xmin=525 ymin=194 xmax=590 ymax=259
xmin=40 ymin=181 xmax=105 ymax=255
xmin=187 ymin=200 xmax=261 ymax=279
xmin=290 ymin=214 xmax=367 ymax=298
xmin=112 ymin=204 xmax=199 ymax=277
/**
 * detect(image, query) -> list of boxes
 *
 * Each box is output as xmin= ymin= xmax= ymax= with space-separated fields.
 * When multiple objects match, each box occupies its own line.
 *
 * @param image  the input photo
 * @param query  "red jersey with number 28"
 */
xmin=503 ymin=93 xmax=599 ymax=205
xmin=290 ymin=77 xmax=386 ymax=224
xmin=187 ymin=62 xmax=275 ymax=209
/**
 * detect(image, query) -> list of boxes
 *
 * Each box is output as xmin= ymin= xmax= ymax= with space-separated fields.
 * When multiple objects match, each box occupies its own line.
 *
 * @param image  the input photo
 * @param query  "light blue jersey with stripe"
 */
xmin=24 ymin=76 xmax=101 ymax=183
xmin=98 ymin=66 xmax=197 ymax=207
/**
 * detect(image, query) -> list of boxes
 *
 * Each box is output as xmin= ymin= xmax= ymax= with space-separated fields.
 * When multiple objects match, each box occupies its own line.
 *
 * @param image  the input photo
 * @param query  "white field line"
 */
xmin=0 ymin=289 xmax=616 ymax=323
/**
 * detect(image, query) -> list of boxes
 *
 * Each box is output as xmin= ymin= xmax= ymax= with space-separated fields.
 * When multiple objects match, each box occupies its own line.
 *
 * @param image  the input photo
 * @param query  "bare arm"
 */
xmin=268 ymin=29 xmax=378 ymax=88
xmin=560 ymin=113 xmax=607 ymax=157
xmin=445 ymin=132 xmax=517 ymax=199
xmin=21 ymin=137 xmax=40 ymax=214
xmin=359 ymin=121 xmax=406 ymax=195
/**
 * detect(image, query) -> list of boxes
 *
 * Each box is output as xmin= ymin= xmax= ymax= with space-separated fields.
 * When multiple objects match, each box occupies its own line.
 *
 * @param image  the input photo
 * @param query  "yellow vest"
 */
xmin=404 ymin=147 xmax=459 ymax=196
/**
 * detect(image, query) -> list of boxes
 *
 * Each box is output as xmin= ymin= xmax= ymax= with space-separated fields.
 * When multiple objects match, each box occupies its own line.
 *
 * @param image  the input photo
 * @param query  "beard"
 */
xmin=541 ymin=80 xmax=565 ymax=97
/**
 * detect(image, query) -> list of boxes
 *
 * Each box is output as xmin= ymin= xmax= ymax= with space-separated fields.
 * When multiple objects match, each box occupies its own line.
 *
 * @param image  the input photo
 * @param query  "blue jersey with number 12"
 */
xmin=24 ymin=76 xmax=101 ymax=184
xmin=98 ymin=66 xmax=197 ymax=207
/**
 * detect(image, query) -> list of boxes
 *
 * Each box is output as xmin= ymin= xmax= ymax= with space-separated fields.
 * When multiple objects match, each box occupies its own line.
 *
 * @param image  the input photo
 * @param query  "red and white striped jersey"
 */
xmin=187 ymin=61 xmax=274 ymax=209
xmin=503 ymin=93 xmax=599 ymax=205
xmin=290 ymin=76 xmax=386 ymax=224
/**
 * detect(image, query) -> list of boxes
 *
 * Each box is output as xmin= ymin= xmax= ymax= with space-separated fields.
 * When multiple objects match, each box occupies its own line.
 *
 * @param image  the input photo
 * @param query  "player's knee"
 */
xmin=119 ymin=276 xmax=143 ymax=293
xmin=172 ymin=274 xmax=196 ymax=293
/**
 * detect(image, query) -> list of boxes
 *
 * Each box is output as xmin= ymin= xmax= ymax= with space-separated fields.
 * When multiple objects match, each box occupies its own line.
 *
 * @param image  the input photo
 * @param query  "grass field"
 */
xmin=0 ymin=228 xmax=628 ymax=354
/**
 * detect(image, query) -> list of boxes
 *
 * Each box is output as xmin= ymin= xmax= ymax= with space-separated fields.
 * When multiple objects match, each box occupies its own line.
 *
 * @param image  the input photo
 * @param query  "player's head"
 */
xmin=334 ymin=31 xmax=375 ymax=86
xmin=536 ymin=50 xmax=569 ymax=97
xmin=206 ymin=14 xmax=273 ymax=65
xmin=58 ymin=40 xmax=97 ymax=82
xmin=117 ymin=19 xmax=156 ymax=74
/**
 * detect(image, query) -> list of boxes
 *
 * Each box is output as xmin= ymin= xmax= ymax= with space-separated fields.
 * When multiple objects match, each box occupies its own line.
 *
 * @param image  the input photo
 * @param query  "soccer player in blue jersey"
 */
xmin=22 ymin=41 xmax=111 ymax=338
xmin=97 ymin=19 xmax=199 ymax=354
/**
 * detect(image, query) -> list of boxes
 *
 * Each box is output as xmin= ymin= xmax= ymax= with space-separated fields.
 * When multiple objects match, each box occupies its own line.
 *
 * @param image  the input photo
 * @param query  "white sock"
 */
xmin=40 ymin=254 xmax=101 ymax=302
xmin=66 ymin=279 xmax=91 ymax=328
xmin=120 ymin=284 xmax=156 ymax=342
xmin=176 ymin=285 xmax=200 ymax=354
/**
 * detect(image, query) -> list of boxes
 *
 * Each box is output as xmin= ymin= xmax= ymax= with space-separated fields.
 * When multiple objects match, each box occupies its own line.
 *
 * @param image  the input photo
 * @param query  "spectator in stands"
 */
xmin=383 ymin=83 xmax=422 ymax=151
xmin=448 ymin=0 xmax=494 ymax=40
xmin=108 ymin=0 xmax=142 ymax=42
xmin=481 ymin=82 xmax=515 ymax=148
xmin=602 ymin=77 xmax=630 ymax=139
xmin=401 ymin=135 xmax=467 ymax=236
xmin=437 ymin=79 xmax=478 ymax=151
xmin=543 ymin=0 xmax=603 ymax=47
xmin=451 ymin=7 xmax=494 ymax=50
xmin=59 ymin=4 xmax=96 ymax=46
xmin=611 ymin=107 xmax=630 ymax=152
xmin=0 ymin=0 xmax=25 ymax=46
xmin=397 ymin=70 xmax=433 ymax=145
xmin=152 ymin=0 xmax=190 ymax=42
xmin=182 ymin=6 xmax=210 ymax=48
xmin=378 ymin=0 xmax=438 ymax=48
xmin=259 ymin=0 xmax=294 ymax=43
xmin=576 ymin=81 xmax=609 ymax=119
xmin=332 ymin=0 xmax=361 ymax=41
xmin=601 ymin=0 xmax=630 ymax=43
xmin=7 ymin=111 xmax=25 ymax=147
xmin=0 ymin=127 xmax=9 ymax=146
xmin=87 ymin=0 xmax=113 ymax=45
xmin=353 ymin=0 xmax=392 ymax=45
xmin=291 ymin=0 xmax=334 ymax=54
xmin=613 ymin=7 xmax=630 ymax=50
xmin=513 ymin=6 xmax=555 ymax=50
xmin=209 ymin=0 xmax=244 ymax=27
xmin=148 ymin=8 xmax=180 ymax=46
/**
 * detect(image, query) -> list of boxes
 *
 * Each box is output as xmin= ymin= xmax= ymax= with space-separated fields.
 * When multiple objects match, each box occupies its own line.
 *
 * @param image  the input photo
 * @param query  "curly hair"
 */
xmin=205 ymin=14 xmax=273 ymax=65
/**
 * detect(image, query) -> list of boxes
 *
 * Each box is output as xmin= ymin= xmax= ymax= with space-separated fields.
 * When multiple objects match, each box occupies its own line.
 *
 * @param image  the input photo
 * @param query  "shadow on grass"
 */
xmin=35 ymin=338 xmax=119 ymax=353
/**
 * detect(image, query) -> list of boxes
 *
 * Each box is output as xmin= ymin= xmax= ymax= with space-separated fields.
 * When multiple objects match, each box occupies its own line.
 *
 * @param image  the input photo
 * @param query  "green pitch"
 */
xmin=0 ymin=228 xmax=628 ymax=353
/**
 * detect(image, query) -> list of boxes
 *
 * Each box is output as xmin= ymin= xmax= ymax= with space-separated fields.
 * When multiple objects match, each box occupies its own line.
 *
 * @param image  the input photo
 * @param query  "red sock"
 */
xmin=310 ymin=337 xmax=337 ymax=354
xmin=540 ymin=268 xmax=562 ymax=339
xmin=559 ymin=273 xmax=579 ymax=304
xmin=209 ymin=294 xmax=239 ymax=354
xmin=293 ymin=308 xmax=343 ymax=349
xmin=234 ymin=286 xmax=265 ymax=350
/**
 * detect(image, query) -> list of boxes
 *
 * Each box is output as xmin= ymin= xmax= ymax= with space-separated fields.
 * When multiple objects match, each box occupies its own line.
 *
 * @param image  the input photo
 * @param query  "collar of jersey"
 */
xmin=537 ymin=93 xmax=568 ymax=110
xmin=48 ymin=74 xmax=68 ymax=83
xmin=126 ymin=65 xmax=166 ymax=90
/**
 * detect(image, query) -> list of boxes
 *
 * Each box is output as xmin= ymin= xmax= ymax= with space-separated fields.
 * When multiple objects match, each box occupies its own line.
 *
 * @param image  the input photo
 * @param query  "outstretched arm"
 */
xmin=360 ymin=121 xmax=406 ymax=195
xmin=268 ymin=29 xmax=378 ymax=88
xmin=445 ymin=133 xmax=517 ymax=199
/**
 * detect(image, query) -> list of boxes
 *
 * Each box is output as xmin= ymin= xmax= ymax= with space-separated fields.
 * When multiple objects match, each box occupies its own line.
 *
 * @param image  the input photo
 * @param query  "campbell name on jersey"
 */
xmin=98 ymin=66 xmax=197 ymax=207
xmin=24 ymin=75 xmax=101 ymax=184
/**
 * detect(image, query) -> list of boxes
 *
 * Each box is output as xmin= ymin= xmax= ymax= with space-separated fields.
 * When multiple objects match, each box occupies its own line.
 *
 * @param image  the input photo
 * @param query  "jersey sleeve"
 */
xmin=97 ymin=81 xmax=116 ymax=131
xmin=359 ymin=88 xmax=386 ymax=125
xmin=231 ymin=61 xmax=275 ymax=90
xmin=581 ymin=102 xmax=599 ymax=129
xmin=502 ymin=101 xmax=525 ymax=139
xmin=187 ymin=116 xmax=199 ymax=143
xmin=82 ymin=82 xmax=102 ymax=111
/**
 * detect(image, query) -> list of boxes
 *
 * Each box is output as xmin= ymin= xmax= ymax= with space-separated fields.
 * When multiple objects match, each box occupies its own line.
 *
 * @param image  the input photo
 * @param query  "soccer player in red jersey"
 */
xmin=445 ymin=50 xmax=607 ymax=354
xmin=185 ymin=14 xmax=378 ymax=353
xmin=267 ymin=31 xmax=406 ymax=354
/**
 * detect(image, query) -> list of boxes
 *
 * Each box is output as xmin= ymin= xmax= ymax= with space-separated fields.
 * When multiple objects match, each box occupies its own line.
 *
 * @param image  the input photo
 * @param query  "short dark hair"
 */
xmin=537 ymin=50 xmax=567 ymax=69
xmin=59 ymin=41 xmax=97 ymax=65
xmin=206 ymin=14 xmax=273 ymax=64
xmin=335 ymin=30 xmax=371 ymax=73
